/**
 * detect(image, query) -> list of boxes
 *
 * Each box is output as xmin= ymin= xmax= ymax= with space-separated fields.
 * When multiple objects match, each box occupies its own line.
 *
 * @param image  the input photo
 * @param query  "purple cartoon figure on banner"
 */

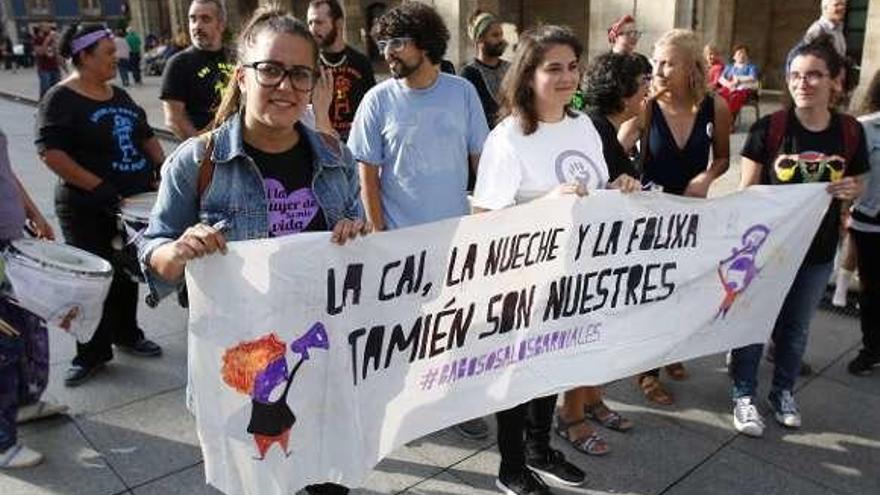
xmin=715 ymin=225 xmax=770 ymax=319
xmin=221 ymin=322 xmax=329 ymax=460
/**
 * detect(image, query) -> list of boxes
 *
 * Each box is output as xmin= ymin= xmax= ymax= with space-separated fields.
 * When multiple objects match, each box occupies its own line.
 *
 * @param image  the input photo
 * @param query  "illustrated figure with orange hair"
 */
xmin=221 ymin=322 xmax=329 ymax=460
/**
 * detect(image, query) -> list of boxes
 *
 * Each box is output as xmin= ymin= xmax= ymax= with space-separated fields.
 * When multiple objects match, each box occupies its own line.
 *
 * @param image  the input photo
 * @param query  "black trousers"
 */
xmin=55 ymin=194 xmax=143 ymax=367
xmin=852 ymin=229 xmax=880 ymax=357
xmin=129 ymin=52 xmax=142 ymax=83
xmin=495 ymin=394 xmax=556 ymax=477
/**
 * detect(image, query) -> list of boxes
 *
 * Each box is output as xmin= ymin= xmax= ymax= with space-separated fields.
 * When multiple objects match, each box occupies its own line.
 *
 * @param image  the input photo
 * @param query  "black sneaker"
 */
xmin=496 ymin=469 xmax=551 ymax=495
xmin=64 ymin=362 xmax=105 ymax=387
xmin=848 ymin=351 xmax=879 ymax=376
xmin=453 ymin=417 xmax=490 ymax=440
xmin=304 ymin=483 xmax=349 ymax=494
xmin=116 ymin=338 xmax=163 ymax=357
xmin=525 ymin=449 xmax=585 ymax=487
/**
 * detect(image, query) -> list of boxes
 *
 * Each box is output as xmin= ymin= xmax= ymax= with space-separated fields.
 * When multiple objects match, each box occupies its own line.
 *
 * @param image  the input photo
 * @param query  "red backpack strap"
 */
xmin=839 ymin=114 xmax=861 ymax=165
xmin=197 ymin=132 xmax=216 ymax=201
xmin=766 ymin=109 xmax=788 ymax=159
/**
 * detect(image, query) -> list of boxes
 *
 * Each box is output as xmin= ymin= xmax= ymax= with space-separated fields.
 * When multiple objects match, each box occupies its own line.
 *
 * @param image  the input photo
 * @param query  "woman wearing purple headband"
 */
xmin=34 ymin=23 xmax=166 ymax=386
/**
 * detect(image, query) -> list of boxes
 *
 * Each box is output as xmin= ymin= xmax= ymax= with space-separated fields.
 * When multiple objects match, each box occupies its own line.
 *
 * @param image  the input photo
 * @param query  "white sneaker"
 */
xmin=733 ymin=397 xmax=765 ymax=437
xmin=0 ymin=443 xmax=44 ymax=468
xmin=769 ymin=390 xmax=802 ymax=429
xmin=16 ymin=400 xmax=69 ymax=424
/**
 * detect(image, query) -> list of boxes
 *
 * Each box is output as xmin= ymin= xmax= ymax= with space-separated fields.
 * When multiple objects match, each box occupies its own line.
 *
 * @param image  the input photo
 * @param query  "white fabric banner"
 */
xmin=186 ymin=184 xmax=830 ymax=495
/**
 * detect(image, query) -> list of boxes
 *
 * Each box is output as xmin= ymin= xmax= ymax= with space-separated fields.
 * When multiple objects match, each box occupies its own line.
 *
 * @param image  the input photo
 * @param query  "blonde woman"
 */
xmin=637 ymin=29 xmax=731 ymax=405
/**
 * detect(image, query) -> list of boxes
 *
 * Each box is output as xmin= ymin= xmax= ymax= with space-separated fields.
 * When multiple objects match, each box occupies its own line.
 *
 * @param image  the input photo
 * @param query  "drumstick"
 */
xmin=211 ymin=219 xmax=230 ymax=233
xmin=0 ymin=317 xmax=19 ymax=337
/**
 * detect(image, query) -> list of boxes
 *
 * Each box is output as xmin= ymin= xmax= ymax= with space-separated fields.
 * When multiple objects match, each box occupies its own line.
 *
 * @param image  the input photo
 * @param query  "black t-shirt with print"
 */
xmin=35 ymin=84 xmax=155 ymax=197
xmin=244 ymin=135 xmax=328 ymax=237
xmin=320 ymin=46 xmax=376 ymax=141
xmin=160 ymin=47 xmax=233 ymax=131
xmin=588 ymin=112 xmax=639 ymax=181
xmin=741 ymin=110 xmax=869 ymax=264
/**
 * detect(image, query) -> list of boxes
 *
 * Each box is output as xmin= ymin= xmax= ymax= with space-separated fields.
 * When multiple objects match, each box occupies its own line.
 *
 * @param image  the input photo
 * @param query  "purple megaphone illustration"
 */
xmin=290 ymin=322 xmax=329 ymax=360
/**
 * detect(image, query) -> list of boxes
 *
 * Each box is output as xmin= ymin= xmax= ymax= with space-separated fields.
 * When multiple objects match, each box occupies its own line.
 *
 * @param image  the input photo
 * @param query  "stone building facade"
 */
xmin=127 ymin=0 xmax=878 ymax=96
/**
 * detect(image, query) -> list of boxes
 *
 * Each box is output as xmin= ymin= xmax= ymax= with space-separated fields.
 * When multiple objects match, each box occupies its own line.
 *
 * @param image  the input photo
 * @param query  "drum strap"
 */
xmin=197 ymin=132 xmax=216 ymax=201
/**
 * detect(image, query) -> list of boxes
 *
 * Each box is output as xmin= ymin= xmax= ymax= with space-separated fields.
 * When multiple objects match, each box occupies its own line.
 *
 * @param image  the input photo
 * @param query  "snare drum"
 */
xmin=115 ymin=191 xmax=157 ymax=283
xmin=2 ymin=239 xmax=113 ymax=343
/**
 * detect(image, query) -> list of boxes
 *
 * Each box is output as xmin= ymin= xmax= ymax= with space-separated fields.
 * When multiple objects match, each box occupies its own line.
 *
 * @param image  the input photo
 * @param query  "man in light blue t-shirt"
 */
xmin=348 ymin=2 xmax=488 ymax=231
xmin=346 ymin=2 xmax=490 ymax=444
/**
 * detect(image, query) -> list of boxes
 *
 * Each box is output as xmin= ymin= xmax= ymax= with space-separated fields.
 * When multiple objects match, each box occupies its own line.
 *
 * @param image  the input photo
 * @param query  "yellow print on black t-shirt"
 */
xmin=197 ymin=62 xmax=235 ymax=99
xmin=773 ymin=151 xmax=845 ymax=183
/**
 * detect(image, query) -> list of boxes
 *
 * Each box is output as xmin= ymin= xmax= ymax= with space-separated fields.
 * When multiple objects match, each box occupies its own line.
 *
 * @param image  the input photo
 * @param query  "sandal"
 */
xmin=584 ymin=402 xmax=633 ymax=432
xmin=638 ymin=375 xmax=674 ymax=405
xmin=665 ymin=362 xmax=689 ymax=381
xmin=553 ymin=414 xmax=610 ymax=456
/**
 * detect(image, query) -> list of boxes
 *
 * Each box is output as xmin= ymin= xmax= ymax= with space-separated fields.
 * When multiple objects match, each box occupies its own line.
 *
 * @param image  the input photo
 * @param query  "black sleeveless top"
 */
xmin=643 ymin=96 xmax=715 ymax=195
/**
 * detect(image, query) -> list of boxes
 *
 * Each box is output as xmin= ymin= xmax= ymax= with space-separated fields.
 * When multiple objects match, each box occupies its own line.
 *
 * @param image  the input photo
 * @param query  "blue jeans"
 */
xmin=731 ymin=261 xmax=833 ymax=399
xmin=37 ymin=68 xmax=60 ymax=98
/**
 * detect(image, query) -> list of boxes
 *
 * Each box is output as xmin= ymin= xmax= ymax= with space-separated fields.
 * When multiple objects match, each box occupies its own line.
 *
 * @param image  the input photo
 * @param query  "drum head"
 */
xmin=120 ymin=192 xmax=158 ymax=223
xmin=8 ymin=239 xmax=112 ymax=276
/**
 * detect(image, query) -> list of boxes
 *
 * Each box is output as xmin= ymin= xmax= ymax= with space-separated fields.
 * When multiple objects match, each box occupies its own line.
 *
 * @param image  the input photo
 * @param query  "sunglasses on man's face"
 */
xmin=376 ymin=37 xmax=413 ymax=53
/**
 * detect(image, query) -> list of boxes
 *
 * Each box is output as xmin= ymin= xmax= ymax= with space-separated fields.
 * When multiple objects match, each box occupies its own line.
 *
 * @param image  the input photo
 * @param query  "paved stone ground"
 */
xmin=1 ymin=68 xmax=878 ymax=495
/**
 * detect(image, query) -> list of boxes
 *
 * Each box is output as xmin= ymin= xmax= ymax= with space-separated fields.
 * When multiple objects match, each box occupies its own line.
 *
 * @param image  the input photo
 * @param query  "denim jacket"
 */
xmin=855 ymin=112 xmax=880 ymax=217
xmin=138 ymin=113 xmax=364 ymax=302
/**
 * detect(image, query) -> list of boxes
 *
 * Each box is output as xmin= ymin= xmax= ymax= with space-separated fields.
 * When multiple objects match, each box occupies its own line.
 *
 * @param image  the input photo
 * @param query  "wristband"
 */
xmin=91 ymin=181 xmax=121 ymax=207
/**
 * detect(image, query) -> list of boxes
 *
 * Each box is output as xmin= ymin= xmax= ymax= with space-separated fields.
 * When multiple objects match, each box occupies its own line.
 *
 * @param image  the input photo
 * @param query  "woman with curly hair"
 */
xmin=548 ymin=51 xmax=650 ymax=458
xmin=846 ymin=68 xmax=880 ymax=375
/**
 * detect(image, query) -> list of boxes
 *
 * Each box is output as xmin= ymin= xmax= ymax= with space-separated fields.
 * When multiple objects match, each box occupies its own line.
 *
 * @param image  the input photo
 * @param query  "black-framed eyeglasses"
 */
xmin=787 ymin=70 xmax=829 ymax=85
xmin=620 ymin=29 xmax=642 ymax=39
xmin=376 ymin=37 xmax=413 ymax=53
xmin=244 ymin=61 xmax=318 ymax=92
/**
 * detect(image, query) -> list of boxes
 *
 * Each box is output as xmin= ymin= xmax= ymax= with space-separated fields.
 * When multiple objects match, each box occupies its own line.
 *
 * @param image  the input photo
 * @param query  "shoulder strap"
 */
xmin=704 ymin=95 xmax=716 ymax=133
xmin=766 ymin=109 xmax=788 ymax=157
xmin=638 ymin=99 xmax=655 ymax=171
xmin=839 ymin=114 xmax=860 ymax=164
xmin=197 ymin=132 xmax=216 ymax=201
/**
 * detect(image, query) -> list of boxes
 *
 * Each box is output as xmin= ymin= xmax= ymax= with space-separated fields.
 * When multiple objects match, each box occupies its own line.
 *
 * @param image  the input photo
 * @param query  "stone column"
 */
xmin=1 ymin=0 xmax=17 ymax=42
xmin=343 ymin=0 xmax=367 ymax=53
xmin=854 ymin=0 xmax=879 ymax=107
xmin=128 ymin=0 xmax=149 ymax=39
xmin=168 ymin=0 xmax=188 ymax=41
xmin=696 ymin=0 xmax=736 ymax=55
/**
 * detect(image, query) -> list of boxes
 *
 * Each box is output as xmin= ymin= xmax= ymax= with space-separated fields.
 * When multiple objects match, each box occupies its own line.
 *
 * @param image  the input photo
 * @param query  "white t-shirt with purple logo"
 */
xmin=473 ymin=112 xmax=609 ymax=209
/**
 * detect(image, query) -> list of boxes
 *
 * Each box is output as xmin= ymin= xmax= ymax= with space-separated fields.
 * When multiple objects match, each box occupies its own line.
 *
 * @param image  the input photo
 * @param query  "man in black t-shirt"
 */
xmin=160 ymin=0 xmax=233 ymax=139
xmin=307 ymin=0 xmax=376 ymax=142
xmin=459 ymin=10 xmax=509 ymax=193
xmin=459 ymin=11 xmax=509 ymax=131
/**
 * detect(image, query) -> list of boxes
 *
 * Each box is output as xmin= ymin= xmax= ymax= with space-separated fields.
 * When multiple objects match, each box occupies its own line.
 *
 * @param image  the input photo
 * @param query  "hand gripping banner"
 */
xmin=185 ymin=184 xmax=830 ymax=494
